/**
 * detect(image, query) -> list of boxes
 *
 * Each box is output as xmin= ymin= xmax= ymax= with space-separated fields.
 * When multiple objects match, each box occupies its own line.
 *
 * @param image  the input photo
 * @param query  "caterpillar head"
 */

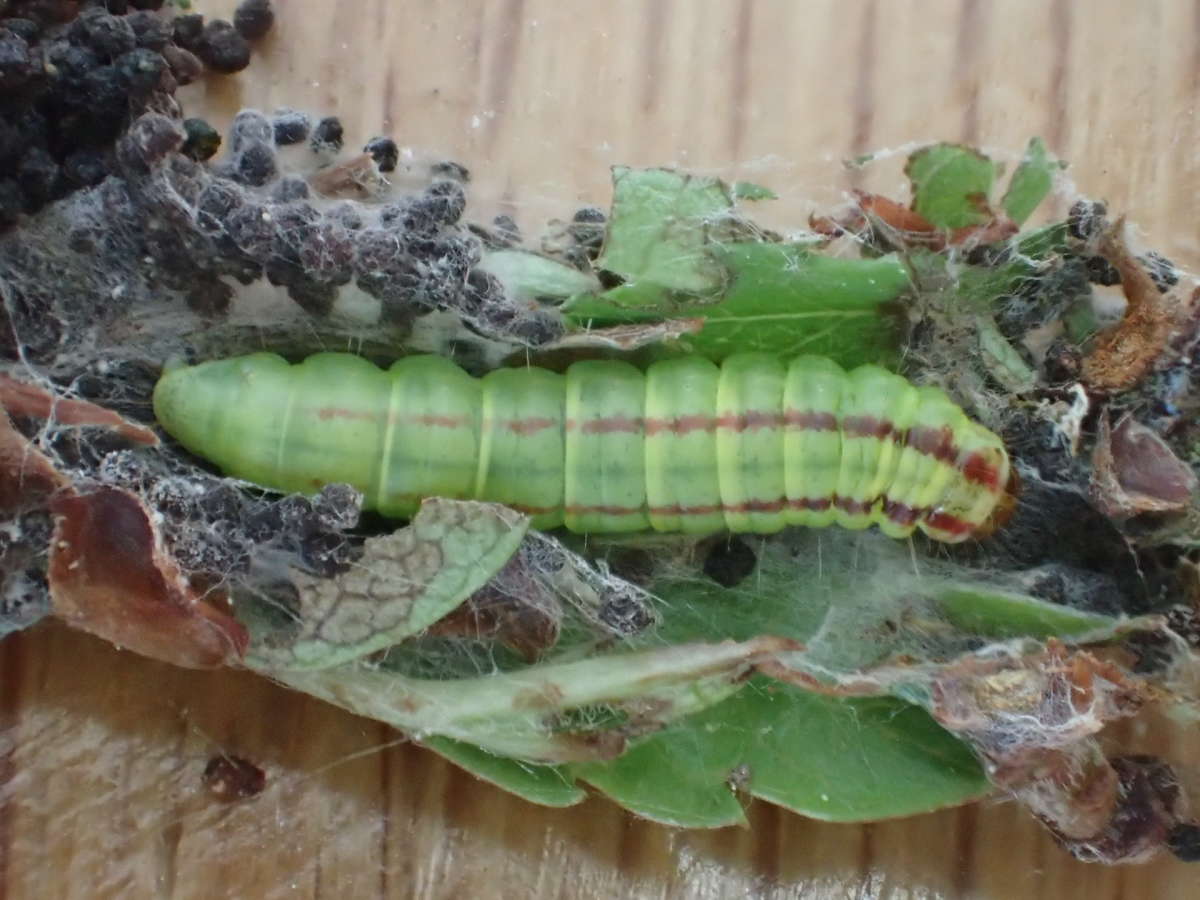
xmin=974 ymin=465 xmax=1022 ymax=540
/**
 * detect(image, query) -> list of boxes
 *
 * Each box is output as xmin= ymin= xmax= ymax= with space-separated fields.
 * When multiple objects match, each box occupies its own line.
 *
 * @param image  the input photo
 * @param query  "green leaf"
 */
xmin=572 ymin=704 xmax=750 ymax=827
xmin=1012 ymin=221 xmax=1069 ymax=260
xmin=732 ymin=180 xmax=778 ymax=201
xmin=595 ymin=167 xmax=738 ymax=295
xmin=476 ymin=249 xmax=601 ymax=303
xmin=687 ymin=245 xmax=910 ymax=364
xmin=1002 ymin=137 xmax=1061 ymax=225
xmin=424 ymin=736 xmax=586 ymax=808
xmin=934 ymin=585 xmax=1121 ymax=639
xmin=906 ymin=143 xmax=998 ymax=229
xmin=243 ymin=500 xmax=530 ymax=670
xmin=561 ymin=167 xmax=910 ymax=367
xmin=743 ymin=685 xmax=988 ymax=821
xmin=575 ymin=679 xmax=989 ymax=827
xmin=566 ymin=245 xmax=911 ymax=368
xmin=975 ymin=313 xmax=1037 ymax=394
xmin=260 ymin=525 xmax=1141 ymax=820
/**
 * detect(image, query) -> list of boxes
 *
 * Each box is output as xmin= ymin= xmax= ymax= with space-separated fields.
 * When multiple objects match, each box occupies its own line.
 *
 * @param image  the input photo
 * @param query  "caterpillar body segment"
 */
xmin=782 ymin=356 xmax=844 ymax=530
xmin=475 ymin=365 xmax=565 ymax=529
xmin=153 ymin=351 xmax=1011 ymax=542
xmin=564 ymin=360 xmax=649 ymax=533
xmin=644 ymin=357 xmax=725 ymax=534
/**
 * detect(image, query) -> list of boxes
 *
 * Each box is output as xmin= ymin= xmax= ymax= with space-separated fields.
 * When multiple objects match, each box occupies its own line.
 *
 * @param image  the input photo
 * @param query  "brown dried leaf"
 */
xmin=1091 ymin=414 xmax=1198 ymax=519
xmin=0 ymin=374 xmax=159 ymax=446
xmin=426 ymin=554 xmax=562 ymax=663
xmin=308 ymin=152 xmax=386 ymax=198
xmin=0 ymin=409 xmax=69 ymax=515
xmin=947 ymin=217 xmax=1019 ymax=248
xmin=807 ymin=211 xmax=847 ymax=238
xmin=203 ymin=755 xmax=267 ymax=802
xmin=992 ymin=740 xmax=1192 ymax=864
xmin=49 ymin=487 xmax=248 ymax=668
xmin=1082 ymin=219 xmax=1184 ymax=391
xmin=1037 ymin=752 xmax=1193 ymax=864
xmin=926 ymin=640 xmax=1189 ymax=862
xmin=930 ymin=640 xmax=1148 ymax=756
xmin=994 ymin=742 xmax=1120 ymax=840
xmin=810 ymin=191 xmax=1016 ymax=251
xmin=857 ymin=191 xmax=938 ymax=233
xmin=807 ymin=191 xmax=937 ymax=245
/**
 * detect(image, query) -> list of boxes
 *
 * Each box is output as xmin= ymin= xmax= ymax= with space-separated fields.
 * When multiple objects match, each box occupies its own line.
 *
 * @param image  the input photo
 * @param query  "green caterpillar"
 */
xmin=152 ymin=352 xmax=1011 ymax=542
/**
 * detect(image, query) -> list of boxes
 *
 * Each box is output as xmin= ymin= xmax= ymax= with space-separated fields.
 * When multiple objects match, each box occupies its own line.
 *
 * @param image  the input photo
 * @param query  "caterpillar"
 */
xmin=152 ymin=352 xmax=1012 ymax=542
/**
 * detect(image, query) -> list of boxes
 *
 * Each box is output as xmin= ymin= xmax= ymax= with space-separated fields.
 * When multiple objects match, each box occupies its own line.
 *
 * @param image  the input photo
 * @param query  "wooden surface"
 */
xmin=3 ymin=1 xmax=1199 ymax=897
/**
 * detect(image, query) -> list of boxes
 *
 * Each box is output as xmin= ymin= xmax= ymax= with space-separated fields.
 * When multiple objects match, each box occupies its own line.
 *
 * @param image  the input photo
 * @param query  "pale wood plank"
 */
xmin=3 ymin=1 xmax=1198 ymax=896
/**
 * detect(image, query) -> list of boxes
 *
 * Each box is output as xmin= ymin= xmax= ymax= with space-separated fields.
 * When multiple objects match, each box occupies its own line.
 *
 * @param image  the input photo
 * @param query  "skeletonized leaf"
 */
xmin=245 ymin=499 xmax=529 ymax=669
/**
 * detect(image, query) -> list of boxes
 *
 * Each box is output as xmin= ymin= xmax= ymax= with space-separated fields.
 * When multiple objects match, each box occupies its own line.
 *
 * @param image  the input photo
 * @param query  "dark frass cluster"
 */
xmin=0 ymin=0 xmax=570 ymax=613
xmin=96 ymin=449 xmax=364 ymax=579
xmin=1 ymin=94 xmax=548 ymax=362
xmin=145 ymin=106 xmax=492 ymax=327
xmin=0 ymin=0 xmax=275 ymax=229
xmin=170 ymin=0 xmax=274 ymax=74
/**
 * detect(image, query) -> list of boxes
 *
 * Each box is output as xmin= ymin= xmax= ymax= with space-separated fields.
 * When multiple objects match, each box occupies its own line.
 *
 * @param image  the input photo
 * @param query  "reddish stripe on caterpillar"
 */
xmin=906 ymin=425 xmax=957 ymax=463
xmin=835 ymin=497 xmax=875 ymax=516
xmin=714 ymin=411 xmax=783 ymax=431
xmin=310 ymin=405 xmax=1000 ymax=522
xmin=789 ymin=497 xmax=834 ymax=512
xmin=551 ymin=495 xmax=974 ymax=534
xmin=316 ymin=406 xmax=379 ymax=422
xmin=882 ymin=499 xmax=922 ymax=526
xmin=842 ymin=416 xmax=894 ymax=441
xmin=783 ymin=410 xmax=839 ymax=431
xmin=315 ymin=408 xmax=471 ymax=429
xmin=499 ymin=416 xmax=558 ymax=436
xmin=326 ymin=494 xmax=977 ymax=537
xmin=573 ymin=410 xmax=790 ymax=435
xmin=645 ymin=409 xmax=840 ymax=436
xmin=567 ymin=416 xmax=643 ymax=434
xmin=924 ymin=510 xmax=976 ymax=538
xmin=586 ymin=409 xmax=843 ymax=436
xmin=644 ymin=414 xmax=716 ymax=436
xmin=961 ymin=451 xmax=1003 ymax=490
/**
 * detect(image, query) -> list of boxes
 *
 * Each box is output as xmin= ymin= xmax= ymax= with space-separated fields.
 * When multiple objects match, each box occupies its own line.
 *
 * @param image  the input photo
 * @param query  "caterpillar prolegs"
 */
xmin=152 ymin=352 xmax=1012 ymax=542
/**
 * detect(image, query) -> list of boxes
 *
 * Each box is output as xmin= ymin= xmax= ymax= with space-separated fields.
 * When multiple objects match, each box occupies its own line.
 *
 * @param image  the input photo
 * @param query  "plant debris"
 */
xmin=203 ymin=753 xmax=267 ymax=802
xmin=1091 ymin=414 xmax=1197 ymax=521
xmin=50 ymin=487 xmax=248 ymax=668
xmin=0 ymin=3 xmax=1198 ymax=865
xmin=1081 ymin=219 xmax=1188 ymax=392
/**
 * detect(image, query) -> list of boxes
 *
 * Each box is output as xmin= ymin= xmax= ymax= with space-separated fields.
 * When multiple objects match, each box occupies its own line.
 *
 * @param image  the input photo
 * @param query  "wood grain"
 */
xmin=3 ymin=1 xmax=1199 ymax=897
